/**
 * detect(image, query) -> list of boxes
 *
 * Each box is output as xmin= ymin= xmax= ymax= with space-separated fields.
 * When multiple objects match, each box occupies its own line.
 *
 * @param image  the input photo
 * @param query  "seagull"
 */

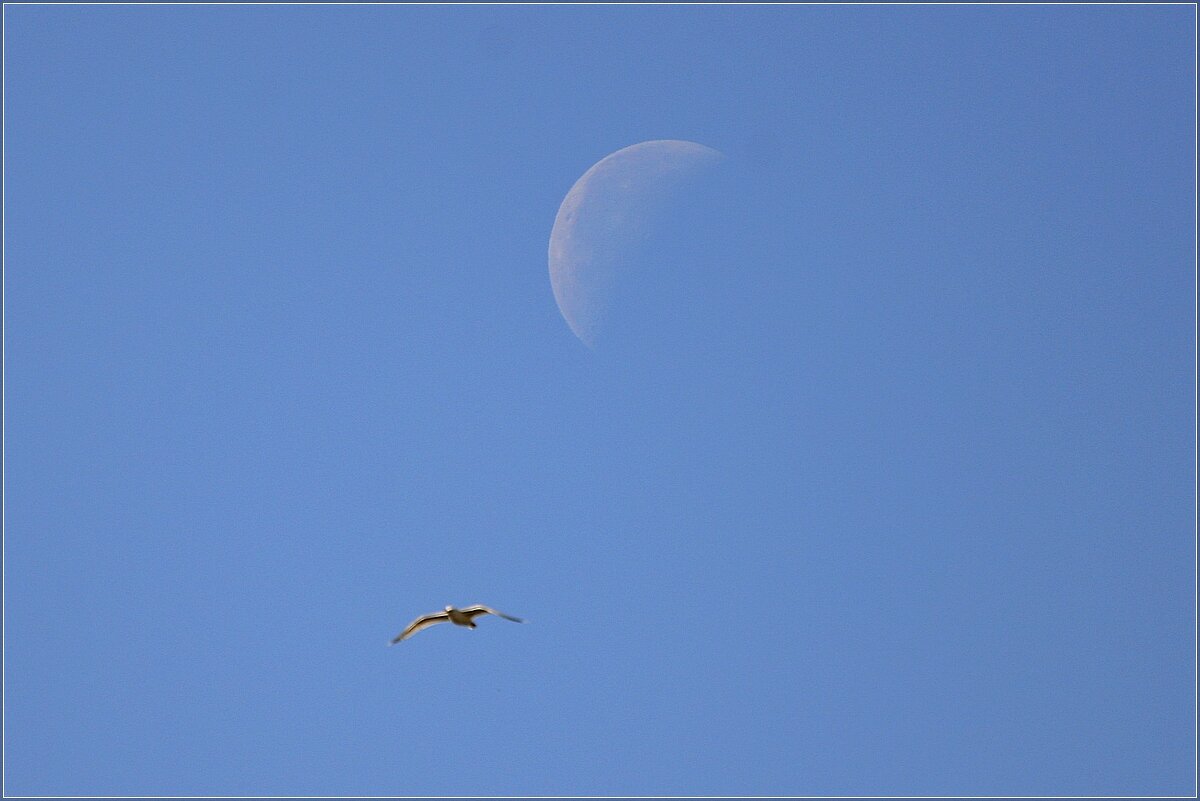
xmin=390 ymin=605 xmax=524 ymax=645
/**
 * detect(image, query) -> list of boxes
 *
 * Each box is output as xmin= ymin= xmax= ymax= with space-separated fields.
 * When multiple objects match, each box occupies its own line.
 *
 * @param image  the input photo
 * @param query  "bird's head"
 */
xmin=444 ymin=605 xmax=455 ymax=613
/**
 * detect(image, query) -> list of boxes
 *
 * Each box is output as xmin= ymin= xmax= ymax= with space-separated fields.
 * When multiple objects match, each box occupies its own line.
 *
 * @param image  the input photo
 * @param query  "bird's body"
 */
xmin=390 ymin=604 xmax=523 ymax=644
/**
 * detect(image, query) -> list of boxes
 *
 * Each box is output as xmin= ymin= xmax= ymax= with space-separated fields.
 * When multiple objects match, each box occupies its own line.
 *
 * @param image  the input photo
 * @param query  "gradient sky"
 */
xmin=4 ymin=4 xmax=1196 ymax=797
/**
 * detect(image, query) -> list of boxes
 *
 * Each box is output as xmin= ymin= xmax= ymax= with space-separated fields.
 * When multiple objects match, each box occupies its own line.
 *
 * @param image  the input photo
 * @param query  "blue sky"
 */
xmin=4 ymin=4 xmax=1195 ymax=796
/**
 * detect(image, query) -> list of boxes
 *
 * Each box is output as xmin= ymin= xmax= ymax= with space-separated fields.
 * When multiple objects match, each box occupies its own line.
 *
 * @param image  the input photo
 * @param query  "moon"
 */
xmin=548 ymin=140 xmax=725 ymax=347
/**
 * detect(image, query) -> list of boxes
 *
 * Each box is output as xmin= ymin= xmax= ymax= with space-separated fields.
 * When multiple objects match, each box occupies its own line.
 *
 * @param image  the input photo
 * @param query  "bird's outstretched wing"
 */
xmin=390 ymin=612 xmax=451 ymax=644
xmin=460 ymin=605 xmax=524 ymax=623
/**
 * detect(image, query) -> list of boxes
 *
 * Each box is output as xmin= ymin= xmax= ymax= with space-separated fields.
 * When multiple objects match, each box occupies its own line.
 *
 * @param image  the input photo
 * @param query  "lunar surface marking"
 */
xmin=548 ymin=140 xmax=724 ymax=346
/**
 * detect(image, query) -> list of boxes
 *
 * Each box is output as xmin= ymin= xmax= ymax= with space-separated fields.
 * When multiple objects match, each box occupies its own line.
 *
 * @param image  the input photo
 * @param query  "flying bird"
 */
xmin=390 ymin=605 xmax=524 ymax=645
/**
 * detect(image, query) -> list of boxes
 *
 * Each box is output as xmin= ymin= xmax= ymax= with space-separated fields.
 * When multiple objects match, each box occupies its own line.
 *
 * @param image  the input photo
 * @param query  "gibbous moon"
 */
xmin=548 ymin=140 xmax=724 ymax=347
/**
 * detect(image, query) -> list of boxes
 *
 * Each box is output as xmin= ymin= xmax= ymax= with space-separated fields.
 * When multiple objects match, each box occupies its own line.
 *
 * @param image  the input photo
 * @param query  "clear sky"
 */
xmin=4 ymin=4 xmax=1195 ymax=797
